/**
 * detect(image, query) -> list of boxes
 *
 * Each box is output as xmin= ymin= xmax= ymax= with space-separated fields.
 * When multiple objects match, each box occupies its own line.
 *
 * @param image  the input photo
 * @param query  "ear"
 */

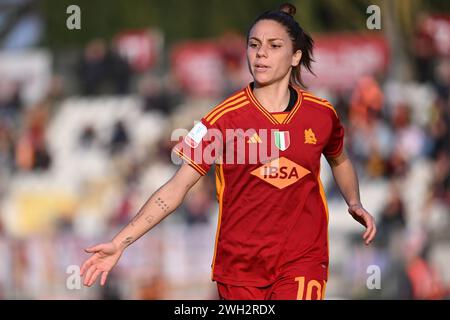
xmin=292 ymin=50 xmax=302 ymax=67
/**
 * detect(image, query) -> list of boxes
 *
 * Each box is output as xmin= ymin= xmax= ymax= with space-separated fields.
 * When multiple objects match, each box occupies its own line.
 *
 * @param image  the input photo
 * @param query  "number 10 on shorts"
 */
xmin=295 ymin=276 xmax=326 ymax=300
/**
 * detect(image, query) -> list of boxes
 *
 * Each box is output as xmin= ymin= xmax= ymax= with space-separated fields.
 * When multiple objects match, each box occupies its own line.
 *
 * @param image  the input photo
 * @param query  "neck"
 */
xmin=253 ymin=78 xmax=291 ymax=113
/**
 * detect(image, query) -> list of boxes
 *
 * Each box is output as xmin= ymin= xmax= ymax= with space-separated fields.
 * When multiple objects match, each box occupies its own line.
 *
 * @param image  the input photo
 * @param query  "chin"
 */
xmin=253 ymin=78 xmax=277 ymax=87
xmin=253 ymin=71 xmax=291 ymax=88
xmin=253 ymin=75 xmax=274 ymax=87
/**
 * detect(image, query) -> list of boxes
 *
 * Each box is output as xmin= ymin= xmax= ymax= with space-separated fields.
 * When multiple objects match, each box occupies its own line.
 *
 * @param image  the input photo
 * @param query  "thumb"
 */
xmin=85 ymin=244 xmax=105 ymax=253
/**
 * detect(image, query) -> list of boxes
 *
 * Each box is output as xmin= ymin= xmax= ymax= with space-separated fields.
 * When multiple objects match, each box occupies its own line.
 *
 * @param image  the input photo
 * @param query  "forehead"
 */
xmin=249 ymin=19 xmax=289 ymax=40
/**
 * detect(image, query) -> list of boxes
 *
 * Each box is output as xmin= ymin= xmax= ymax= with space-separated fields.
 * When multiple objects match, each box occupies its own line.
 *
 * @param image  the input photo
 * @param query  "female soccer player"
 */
xmin=80 ymin=3 xmax=376 ymax=300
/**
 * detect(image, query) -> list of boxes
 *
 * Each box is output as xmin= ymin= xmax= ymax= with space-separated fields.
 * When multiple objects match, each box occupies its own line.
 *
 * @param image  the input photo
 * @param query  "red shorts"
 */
xmin=217 ymin=274 xmax=327 ymax=300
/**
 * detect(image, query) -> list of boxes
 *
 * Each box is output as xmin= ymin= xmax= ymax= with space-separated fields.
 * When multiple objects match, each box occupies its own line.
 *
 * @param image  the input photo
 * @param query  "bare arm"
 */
xmin=111 ymin=163 xmax=202 ymax=251
xmin=80 ymin=163 xmax=202 ymax=286
xmin=326 ymin=151 xmax=377 ymax=245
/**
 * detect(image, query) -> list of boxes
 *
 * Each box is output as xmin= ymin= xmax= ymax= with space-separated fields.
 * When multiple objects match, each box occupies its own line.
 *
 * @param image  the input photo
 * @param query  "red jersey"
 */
xmin=173 ymin=83 xmax=344 ymax=287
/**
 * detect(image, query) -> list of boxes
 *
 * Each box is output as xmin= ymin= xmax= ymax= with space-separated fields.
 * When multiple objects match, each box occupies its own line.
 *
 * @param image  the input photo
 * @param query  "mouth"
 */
xmin=254 ymin=64 xmax=269 ymax=72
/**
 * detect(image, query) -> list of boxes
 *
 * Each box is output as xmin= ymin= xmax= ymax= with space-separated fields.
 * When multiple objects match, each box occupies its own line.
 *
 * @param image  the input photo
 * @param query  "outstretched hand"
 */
xmin=80 ymin=242 xmax=123 ymax=287
xmin=348 ymin=204 xmax=377 ymax=246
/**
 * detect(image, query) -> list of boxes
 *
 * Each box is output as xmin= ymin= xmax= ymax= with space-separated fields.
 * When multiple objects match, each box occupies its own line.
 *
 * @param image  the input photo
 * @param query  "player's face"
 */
xmin=247 ymin=19 xmax=301 ymax=87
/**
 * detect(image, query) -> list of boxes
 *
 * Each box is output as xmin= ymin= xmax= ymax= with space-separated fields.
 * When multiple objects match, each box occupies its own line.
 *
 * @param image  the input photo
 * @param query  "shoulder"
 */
xmin=300 ymin=90 xmax=338 ymax=119
xmin=203 ymin=87 xmax=251 ymax=125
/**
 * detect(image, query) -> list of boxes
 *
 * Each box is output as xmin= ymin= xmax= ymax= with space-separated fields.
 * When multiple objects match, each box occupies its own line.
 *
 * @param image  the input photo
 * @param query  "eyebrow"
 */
xmin=249 ymin=37 xmax=284 ymax=42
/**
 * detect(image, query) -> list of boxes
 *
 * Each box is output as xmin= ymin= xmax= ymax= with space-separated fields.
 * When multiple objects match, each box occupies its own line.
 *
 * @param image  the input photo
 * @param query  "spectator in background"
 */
xmin=0 ymin=121 xmax=15 ymax=172
xmin=348 ymin=108 xmax=393 ymax=179
xmin=218 ymin=31 xmax=249 ymax=94
xmin=0 ymin=81 xmax=22 ymax=173
xmin=422 ymin=149 xmax=450 ymax=241
xmin=376 ymin=182 xmax=406 ymax=247
xmin=109 ymin=161 xmax=141 ymax=227
xmin=383 ymin=103 xmax=426 ymax=179
xmin=77 ymin=39 xmax=108 ymax=96
xmin=391 ymin=103 xmax=425 ymax=162
xmin=77 ymin=39 xmax=131 ymax=96
xmin=32 ymin=139 xmax=52 ymax=170
xmin=15 ymin=102 xmax=52 ymax=171
xmin=427 ymin=97 xmax=449 ymax=160
xmin=347 ymin=76 xmax=392 ymax=179
xmin=109 ymin=120 xmax=129 ymax=155
xmin=430 ymin=150 xmax=450 ymax=207
xmin=78 ymin=124 xmax=98 ymax=149
xmin=139 ymin=75 xmax=173 ymax=115
xmin=433 ymin=58 xmax=450 ymax=101
xmin=404 ymin=232 xmax=446 ymax=300
xmin=349 ymin=76 xmax=384 ymax=127
xmin=413 ymin=13 xmax=437 ymax=83
xmin=108 ymin=43 xmax=131 ymax=95
xmin=384 ymin=148 xmax=409 ymax=179
xmin=45 ymin=75 xmax=65 ymax=111
xmin=182 ymin=176 xmax=215 ymax=225
xmin=332 ymin=91 xmax=350 ymax=125
xmin=0 ymin=81 xmax=23 ymax=127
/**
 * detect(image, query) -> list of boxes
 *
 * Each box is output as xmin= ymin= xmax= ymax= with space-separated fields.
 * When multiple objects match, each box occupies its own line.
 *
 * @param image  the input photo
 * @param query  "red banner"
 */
xmin=417 ymin=14 xmax=450 ymax=56
xmin=171 ymin=41 xmax=226 ymax=97
xmin=114 ymin=29 xmax=163 ymax=72
xmin=302 ymin=33 xmax=390 ymax=90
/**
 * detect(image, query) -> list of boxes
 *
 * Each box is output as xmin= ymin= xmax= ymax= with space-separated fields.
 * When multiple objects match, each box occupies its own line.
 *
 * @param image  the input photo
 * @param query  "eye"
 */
xmin=271 ymin=44 xmax=281 ymax=48
xmin=248 ymin=42 xmax=258 ymax=48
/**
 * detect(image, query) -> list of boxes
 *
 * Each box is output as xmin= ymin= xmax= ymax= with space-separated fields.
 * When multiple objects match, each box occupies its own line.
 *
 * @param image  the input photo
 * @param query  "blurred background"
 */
xmin=0 ymin=0 xmax=449 ymax=299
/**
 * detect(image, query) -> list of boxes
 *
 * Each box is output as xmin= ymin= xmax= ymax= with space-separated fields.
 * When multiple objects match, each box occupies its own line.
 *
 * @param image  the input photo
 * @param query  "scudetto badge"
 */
xmin=274 ymin=131 xmax=290 ymax=151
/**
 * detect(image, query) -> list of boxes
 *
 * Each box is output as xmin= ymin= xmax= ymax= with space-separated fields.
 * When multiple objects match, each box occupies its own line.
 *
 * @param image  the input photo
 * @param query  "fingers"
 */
xmin=82 ymin=243 xmax=106 ymax=276
xmin=87 ymin=269 xmax=102 ymax=287
xmin=83 ymin=265 xmax=97 ymax=286
xmin=367 ymin=223 xmax=377 ymax=245
xmin=349 ymin=206 xmax=377 ymax=246
xmin=363 ymin=223 xmax=372 ymax=245
xmin=362 ymin=214 xmax=376 ymax=246
xmin=80 ymin=257 xmax=94 ymax=276
xmin=363 ymin=216 xmax=371 ymax=240
xmin=100 ymin=271 xmax=109 ymax=286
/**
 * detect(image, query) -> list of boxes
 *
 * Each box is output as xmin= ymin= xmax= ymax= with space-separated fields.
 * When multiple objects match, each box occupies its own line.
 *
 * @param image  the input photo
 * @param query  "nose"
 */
xmin=256 ymin=44 xmax=268 ymax=58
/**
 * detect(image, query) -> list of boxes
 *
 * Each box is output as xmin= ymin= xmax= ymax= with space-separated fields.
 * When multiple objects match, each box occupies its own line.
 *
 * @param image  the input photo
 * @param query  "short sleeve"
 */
xmin=172 ymin=117 xmax=223 ymax=176
xmin=323 ymin=111 xmax=345 ymax=158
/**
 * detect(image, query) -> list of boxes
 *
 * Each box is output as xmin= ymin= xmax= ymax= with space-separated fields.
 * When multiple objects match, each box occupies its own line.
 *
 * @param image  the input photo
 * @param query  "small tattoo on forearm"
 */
xmin=122 ymin=236 xmax=133 ymax=245
xmin=155 ymin=197 xmax=169 ymax=213
xmin=130 ymin=196 xmax=168 ymax=227
xmin=145 ymin=215 xmax=154 ymax=224
xmin=130 ymin=210 xmax=144 ymax=227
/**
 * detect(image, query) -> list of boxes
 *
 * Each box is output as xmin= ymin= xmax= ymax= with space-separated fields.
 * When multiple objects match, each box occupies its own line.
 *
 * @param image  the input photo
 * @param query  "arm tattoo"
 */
xmin=156 ymin=197 xmax=169 ymax=213
xmin=122 ymin=236 xmax=133 ymax=245
xmin=130 ymin=210 xmax=144 ymax=227
xmin=145 ymin=215 xmax=154 ymax=225
xmin=130 ymin=196 xmax=169 ymax=227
